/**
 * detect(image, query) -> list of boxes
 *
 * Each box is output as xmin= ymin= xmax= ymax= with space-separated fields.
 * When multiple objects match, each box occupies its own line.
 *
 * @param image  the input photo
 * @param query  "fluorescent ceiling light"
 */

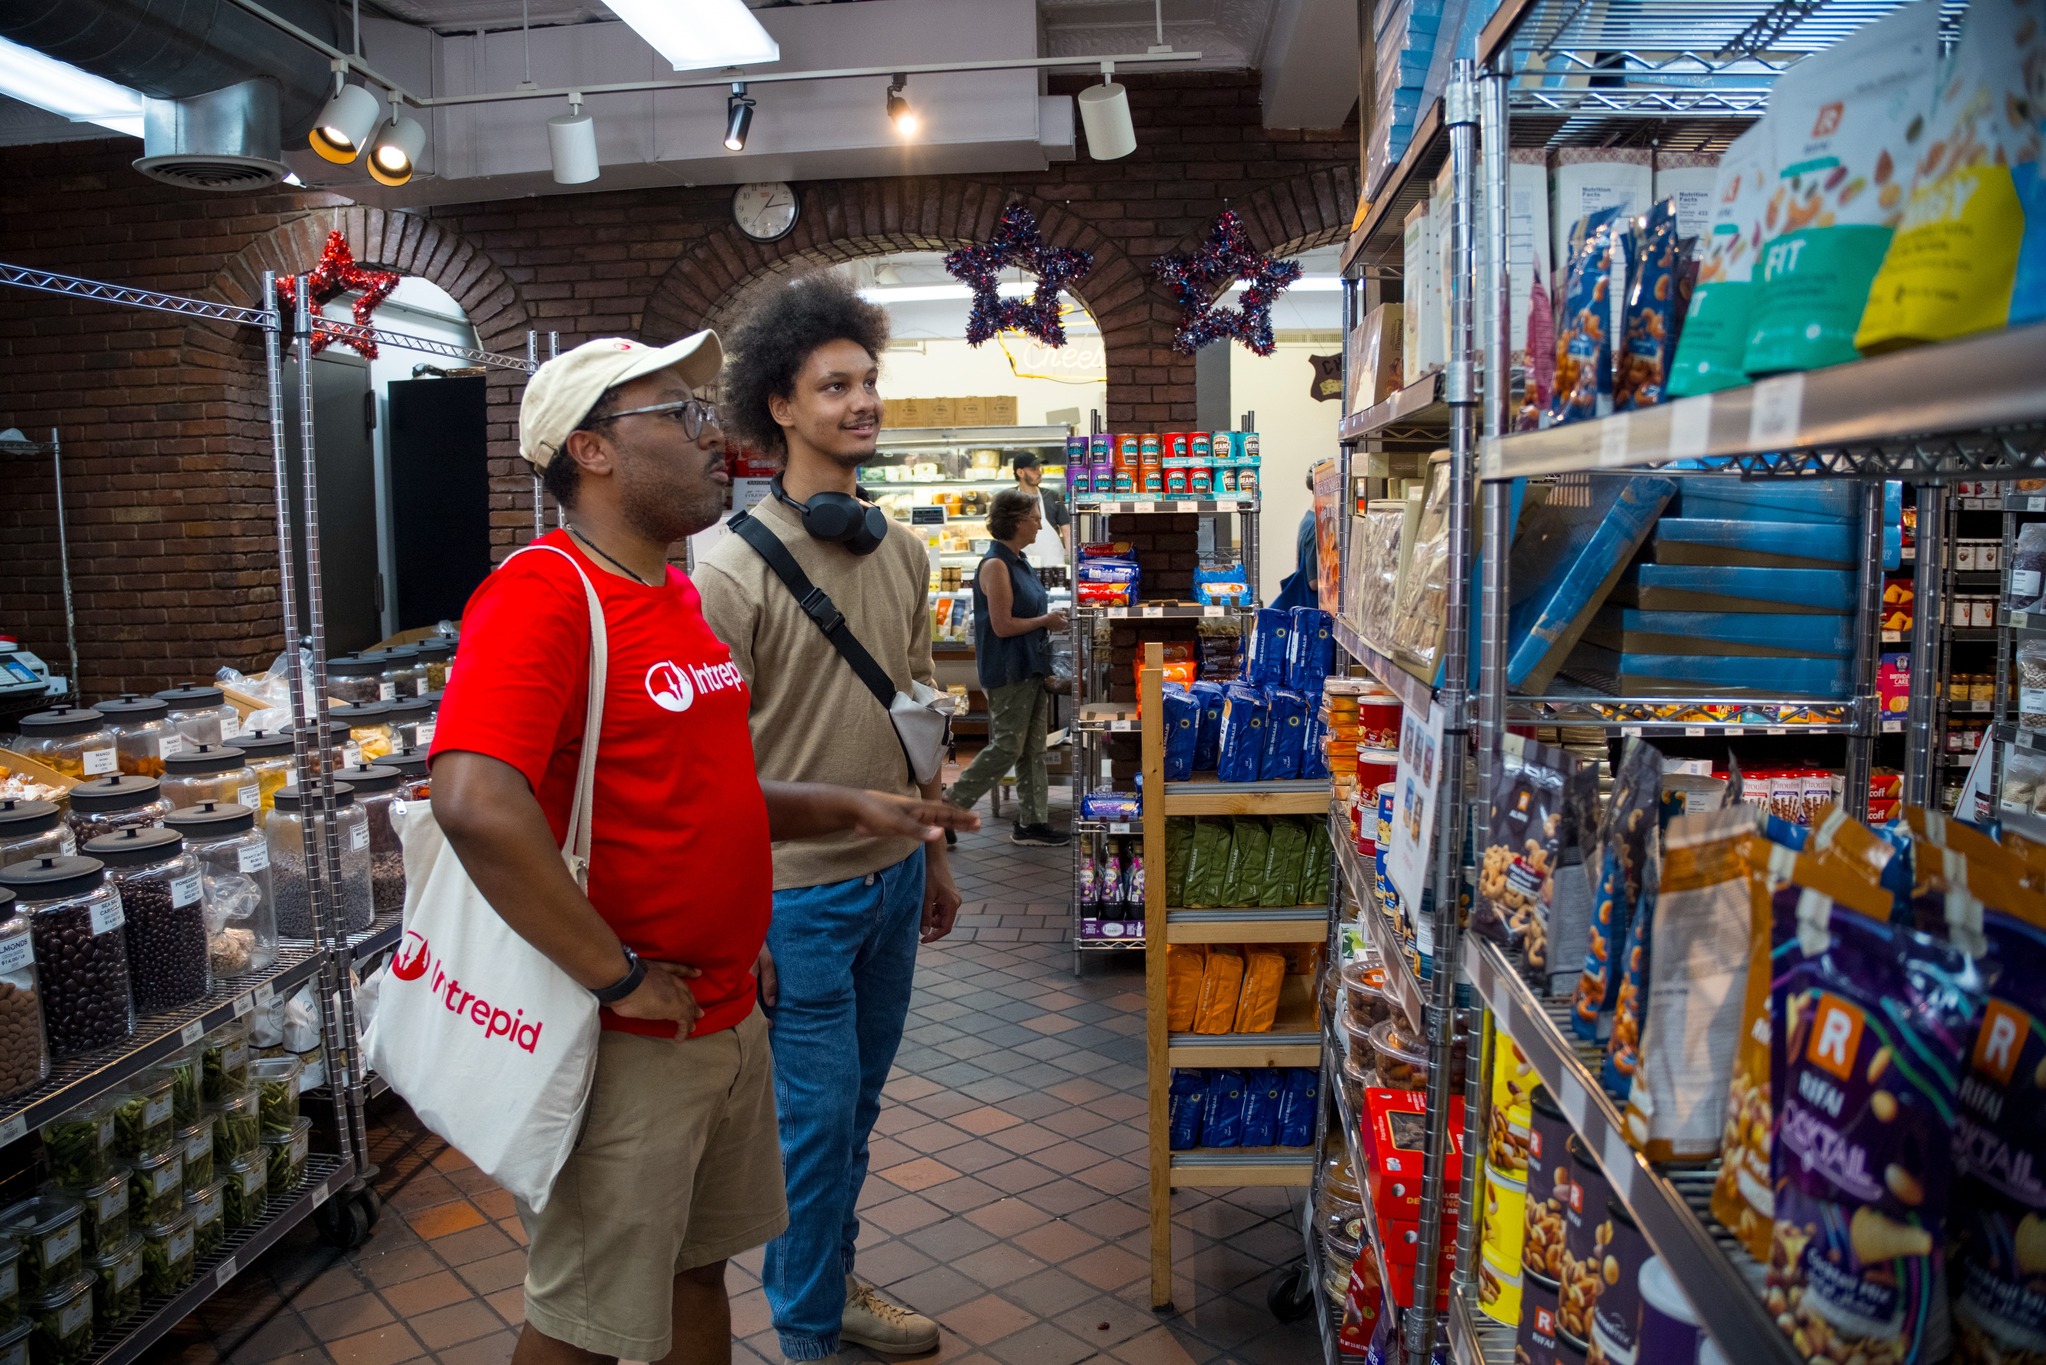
xmin=606 ymin=0 xmax=779 ymax=71
xmin=0 ymin=34 xmax=145 ymax=137
xmin=860 ymin=283 xmax=1039 ymax=304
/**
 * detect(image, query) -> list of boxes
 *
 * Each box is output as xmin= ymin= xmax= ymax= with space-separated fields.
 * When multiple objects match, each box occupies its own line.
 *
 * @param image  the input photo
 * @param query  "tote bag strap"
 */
xmin=506 ymin=544 xmax=608 ymax=884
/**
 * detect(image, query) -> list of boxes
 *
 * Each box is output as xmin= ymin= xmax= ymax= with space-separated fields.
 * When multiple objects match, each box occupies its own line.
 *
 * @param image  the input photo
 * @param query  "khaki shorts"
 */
xmin=517 ymin=1006 xmax=787 ymax=1360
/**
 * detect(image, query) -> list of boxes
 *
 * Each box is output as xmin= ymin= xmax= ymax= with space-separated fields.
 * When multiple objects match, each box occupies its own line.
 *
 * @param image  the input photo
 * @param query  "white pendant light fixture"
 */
xmin=548 ymin=93 xmax=598 ymax=184
xmin=723 ymin=83 xmax=754 ymax=153
xmin=607 ymin=0 xmax=779 ymax=71
xmin=886 ymin=74 xmax=918 ymax=137
xmin=1078 ymin=65 xmax=1135 ymax=160
xmin=309 ymin=62 xmax=380 ymax=164
xmin=367 ymin=106 xmax=426 ymax=186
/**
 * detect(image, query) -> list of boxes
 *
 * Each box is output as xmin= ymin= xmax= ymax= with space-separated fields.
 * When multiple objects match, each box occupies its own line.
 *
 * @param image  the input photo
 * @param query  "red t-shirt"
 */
xmin=430 ymin=531 xmax=772 ymax=1039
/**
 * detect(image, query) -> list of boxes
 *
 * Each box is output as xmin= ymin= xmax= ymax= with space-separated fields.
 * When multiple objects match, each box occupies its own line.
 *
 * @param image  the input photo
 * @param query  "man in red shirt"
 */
xmin=430 ymin=333 xmax=975 ymax=1365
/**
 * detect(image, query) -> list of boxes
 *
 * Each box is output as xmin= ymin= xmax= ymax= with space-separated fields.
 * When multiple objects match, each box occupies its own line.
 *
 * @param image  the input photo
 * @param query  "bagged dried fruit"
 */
xmin=1712 ymin=849 xmax=1894 ymax=1261
xmin=1549 ymin=204 xmax=1629 ymax=425
xmin=1743 ymin=0 xmax=1943 ymax=375
xmin=1765 ymin=883 xmax=1985 ymax=1365
xmin=1671 ymin=120 xmax=1776 ymax=397
xmin=1573 ymin=739 xmax=1661 ymax=1043
xmin=1614 ymin=198 xmax=1686 ymax=410
xmin=1857 ymin=0 xmax=2046 ymax=352
xmin=1950 ymin=880 xmax=2046 ymax=1364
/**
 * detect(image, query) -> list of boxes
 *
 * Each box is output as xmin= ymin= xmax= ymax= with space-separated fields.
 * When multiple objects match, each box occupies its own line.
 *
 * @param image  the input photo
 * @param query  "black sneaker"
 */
xmin=1011 ymin=823 xmax=1072 ymax=847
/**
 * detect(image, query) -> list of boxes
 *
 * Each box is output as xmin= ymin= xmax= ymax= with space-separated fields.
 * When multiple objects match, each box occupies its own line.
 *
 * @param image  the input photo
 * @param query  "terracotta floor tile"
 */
xmin=378 ymin=1271 xmax=472 ymax=1320
xmin=431 ymin=1330 xmax=517 ymax=1365
xmin=861 ymin=1193 xmax=951 ymax=1236
xmin=1009 ymin=1221 xmax=1103 ymax=1266
xmin=980 ymin=1320 xmax=1098 ymax=1365
xmin=299 ymin=1294 xmax=395 ymax=1342
xmin=454 ymin=1249 xmax=529 ymax=1297
xmin=940 ymin=1293 xmax=1038 ymax=1347
xmin=405 ymin=1202 xmax=487 ymax=1241
xmin=483 ymin=1288 xmax=524 ymax=1328
xmin=949 ymin=1106 xmax=1024 ymax=1136
xmin=876 ymin=1155 xmax=962 ymax=1193
xmin=962 ymin=1199 xmax=1054 ymax=1239
xmin=431 ymin=1224 xmax=518 ymax=1267
xmin=409 ymin=1301 xmax=505 ymax=1352
xmin=325 ymin=1323 xmax=425 ymax=1365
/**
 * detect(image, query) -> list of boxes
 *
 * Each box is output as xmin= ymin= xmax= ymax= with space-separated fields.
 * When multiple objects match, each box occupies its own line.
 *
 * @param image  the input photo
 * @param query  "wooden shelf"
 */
xmin=1164 ymin=907 xmax=1328 ymax=943
xmin=1167 ymin=1147 xmax=1316 ymax=1187
xmin=1168 ymin=979 xmax=1321 ymax=1067
xmin=1162 ymin=774 xmax=1332 ymax=815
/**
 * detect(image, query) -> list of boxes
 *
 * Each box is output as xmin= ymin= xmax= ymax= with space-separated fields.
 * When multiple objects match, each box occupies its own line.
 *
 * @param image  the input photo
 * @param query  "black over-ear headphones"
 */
xmin=772 ymin=476 xmax=890 ymax=557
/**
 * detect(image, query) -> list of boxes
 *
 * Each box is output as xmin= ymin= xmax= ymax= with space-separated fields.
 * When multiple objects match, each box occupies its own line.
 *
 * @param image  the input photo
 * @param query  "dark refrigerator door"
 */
xmin=386 ymin=375 xmax=491 ymax=630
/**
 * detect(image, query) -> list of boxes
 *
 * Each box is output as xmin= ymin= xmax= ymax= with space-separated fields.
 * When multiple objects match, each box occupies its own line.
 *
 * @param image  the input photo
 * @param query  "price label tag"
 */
xmin=1134 ymin=501 xmax=1155 ymax=513
xmin=1768 ymin=727 xmax=1789 ymax=736
xmin=82 ymin=747 xmax=118 ymax=777
xmin=1596 ymin=413 xmax=1633 ymax=467
xmin=1724 ymin=726 xmax=1746 ymax=736
xmin=1203 ymin=605 xmax=1225 ymax=617
xmin=1748 ymin=373 xmax=1806 ymax=449
xmin=313 ymin=1180 xmax=332 ymax=1207
xmin=1667 ymin=394 xmax=1712 ymax=460
xmin=240 ymin=784 xmax=260 ymax=811
xmin=2031 ymin=497 xmax=2045 ymax=513
xmin=0 ymin=933 xmax=31 ymax=975
xmin=0 ymin=1116 xmax=25 ymax=1148
xmin=1620 ymin=725 xmax=1643 ymax=738
xmin=215 ymin=1257 xmax=238 ymax=1288
xmin=255 ymin=982 xmax=277 ymax=1009
xmin=159 ymin=732 xmax=185 ymax=760
xmin=377 ymin=682 xmax=397 ymax=701
xmin=1557 ymin=1072 xmax=1592 ymax=1134
xmin=347 ymin=822 xmax=368 ymax=853
xmin=238 ymin=844 xmax=269 ymax=874
xmin=1602 ymin=1128 xmax=1638 ymax=1204
xmin=1142 ymin=606 xmax=1164 ymax=618
xmin=1684 ymin=726 xmax=1707 ymax=737
xmin=232 ymin=991 xmax=255 ymax=1019
xmin=171 ymin=871 xmax=202 ymax=908
xmin=180 ymin=1020 xmax=206 ymax=1046
xmin=89 ymin=898 xmax=124 ymax=936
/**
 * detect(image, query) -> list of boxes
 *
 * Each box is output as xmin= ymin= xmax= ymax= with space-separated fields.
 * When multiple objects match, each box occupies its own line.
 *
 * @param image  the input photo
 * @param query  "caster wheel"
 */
xmin=355 ymin=1188 xmax=382 ymax=1231
xmin=315 ymin=1196 xmax=373 ymax=1250
xmin=1267 ymin=1261 xmax=1316 ymax=1323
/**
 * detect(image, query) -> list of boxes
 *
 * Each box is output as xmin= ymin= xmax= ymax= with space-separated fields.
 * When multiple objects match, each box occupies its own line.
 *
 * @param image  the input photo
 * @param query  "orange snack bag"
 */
xmin=1235 ymin=948 xmax=1287 ymax=1033
xmin=1166 ymin=945 xmax=1207 ymax=1032
xmin=1194 ymin=947 xmax=1244 ymax=1034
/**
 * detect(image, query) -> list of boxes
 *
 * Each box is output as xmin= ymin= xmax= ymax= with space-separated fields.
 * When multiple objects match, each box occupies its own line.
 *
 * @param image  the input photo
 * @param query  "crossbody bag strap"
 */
xmin=727 ymin=510 xmax=899 ymax=712
xmin=507 ymin=544 xmax=607 ymax=883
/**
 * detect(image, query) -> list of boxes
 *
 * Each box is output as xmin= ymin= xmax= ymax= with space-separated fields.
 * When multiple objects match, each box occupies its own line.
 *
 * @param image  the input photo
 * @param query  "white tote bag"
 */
xmin=364 ymin=545 xmax=608 ymax=1211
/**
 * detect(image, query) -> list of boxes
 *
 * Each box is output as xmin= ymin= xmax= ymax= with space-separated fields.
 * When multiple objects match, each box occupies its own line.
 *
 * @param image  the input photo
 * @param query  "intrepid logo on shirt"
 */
xmin=644 ymin=659 xmax=744 ymax=713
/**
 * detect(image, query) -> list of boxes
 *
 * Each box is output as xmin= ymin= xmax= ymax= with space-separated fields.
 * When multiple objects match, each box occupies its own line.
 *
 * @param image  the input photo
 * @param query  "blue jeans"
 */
xmin=762 ymin=848 xmax=925 ymax=1361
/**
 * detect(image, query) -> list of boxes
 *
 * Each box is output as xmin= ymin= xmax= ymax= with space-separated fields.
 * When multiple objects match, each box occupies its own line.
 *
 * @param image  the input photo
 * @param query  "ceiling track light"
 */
xmin=1077 ymin=61 xmax=1136 ymax=160
xmin=886 ymin=74 xmax=917 ymax=137
xmin=309 ymin=60 xmax=380 ymax=163
xmin=367 ymin=100 xmax=426 ymax=185
xmin=723 ymin=82 xmax=754 ymax=153
xmin=548 ymin=92 xmax=599 ymax=184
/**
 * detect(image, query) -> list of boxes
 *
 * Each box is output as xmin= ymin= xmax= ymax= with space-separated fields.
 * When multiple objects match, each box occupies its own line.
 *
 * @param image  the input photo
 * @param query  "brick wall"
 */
xmin=0 ymin=71 xmax=1354 ymax=696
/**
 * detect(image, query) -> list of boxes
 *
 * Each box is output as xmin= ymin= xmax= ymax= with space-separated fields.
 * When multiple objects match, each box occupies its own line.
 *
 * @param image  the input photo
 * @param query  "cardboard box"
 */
xmin=956 ymin=395 xmax=988 ymax=426
xmin=987 ymin=394 xmax=1018 ymax=425
xmin=0 ymin=747 xmax=79 ymax=796
xmin=1349 ymin=305 xmax=1404 ymax=414
xmin=887 ymin=398 xmax=926 ymax=428
xmin=926 ymin=397 xmax=957 ymax=427
xmin=1362 ymin=1089 xmax=1466 ymax=1221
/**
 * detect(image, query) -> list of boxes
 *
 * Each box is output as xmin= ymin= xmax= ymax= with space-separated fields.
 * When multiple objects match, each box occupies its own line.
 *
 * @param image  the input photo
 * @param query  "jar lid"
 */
xmin=384 ymin=697 xmax=432 ymax=720
xmin=362 ymin=645 xmax=420 ymax=663
xmin=163 ymin=801 xmax=256 ymax=837
xmin=0 ymin=798 xmax=61 ymax=837
xmin=414 ymin=639 xmax=454 ymax=660
xmin=92 ymin=694 xmax=169 ymax=720
xmin=338 ymin=764 xmax=402 ymax=794
xmin=324 ymin=655 xmax=380 ymax=678
xmin=295 ymin=716 xmax=349 ymax=745
xmin=17 ymin=705 xmax=106 ymax=737
xmin=422 ymin=689 xmax=444 ymax=708
xmin=67 ymin=775 xmax=163 ymax=813
xmin=333 ymin=702 xmax=392 ymax=722
xmin=84 ymin=826 xmax=184 ymax=868
xmin=0 ymin=854 xmax=106 ymax=898
xmin=154 ymin=685 xmax=225 ymax=709
xmin=272 ymin=781 xmax=357 ymax=811
xmin=163 ymin=743 xmax=248 ymax=776
xmin=232 ymin=729 xmax=294 ymax=758
xmin=383 ymin=748 xmax=429 ymax=779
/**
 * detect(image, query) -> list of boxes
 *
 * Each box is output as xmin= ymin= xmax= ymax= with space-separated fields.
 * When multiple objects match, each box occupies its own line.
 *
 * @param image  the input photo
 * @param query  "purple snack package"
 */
xmin=1769 ymin=895 xmax=1986 ymax=1365
xmin=1952 ymin=897 xmax=2046 ymax=1363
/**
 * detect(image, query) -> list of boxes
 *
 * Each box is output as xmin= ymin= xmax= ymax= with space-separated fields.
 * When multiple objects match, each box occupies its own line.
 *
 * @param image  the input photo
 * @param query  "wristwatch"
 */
xmin=592 ymin=945 xmax=645 ymax=1005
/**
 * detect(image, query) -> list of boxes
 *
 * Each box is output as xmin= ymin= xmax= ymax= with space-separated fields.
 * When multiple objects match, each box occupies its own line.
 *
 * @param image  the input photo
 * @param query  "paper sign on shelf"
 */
xmin=1385 ymin=700 xmax=1445 ymax=930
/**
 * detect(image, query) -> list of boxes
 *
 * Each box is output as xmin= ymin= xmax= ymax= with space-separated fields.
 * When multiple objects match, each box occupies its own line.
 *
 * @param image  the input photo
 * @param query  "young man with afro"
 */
xmin=695 ymin=275 xmax=958 ymax=1364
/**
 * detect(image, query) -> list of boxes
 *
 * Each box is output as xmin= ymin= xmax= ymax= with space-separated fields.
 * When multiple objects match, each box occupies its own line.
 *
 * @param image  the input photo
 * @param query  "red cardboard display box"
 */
xmin=1361 ymin=1088 xmax=1467 ymax=1221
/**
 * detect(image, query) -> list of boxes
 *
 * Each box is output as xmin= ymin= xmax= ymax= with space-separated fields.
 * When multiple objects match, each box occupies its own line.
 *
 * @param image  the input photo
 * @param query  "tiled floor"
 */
xmin=145 ymin=784 xmax=1319 ymax=1365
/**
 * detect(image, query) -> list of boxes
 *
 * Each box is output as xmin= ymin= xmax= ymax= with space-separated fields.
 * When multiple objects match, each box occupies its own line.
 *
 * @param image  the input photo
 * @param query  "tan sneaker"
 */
xmin=840 ymin=1274 xmax=939 ymax=1355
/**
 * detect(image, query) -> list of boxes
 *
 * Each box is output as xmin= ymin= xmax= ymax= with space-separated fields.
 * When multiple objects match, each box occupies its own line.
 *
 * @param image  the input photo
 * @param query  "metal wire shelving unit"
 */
xmin=0 ymin=258 xmax=546 ymax=1363
xmin=1323 ymin=0 xmax=2046 ymax=1357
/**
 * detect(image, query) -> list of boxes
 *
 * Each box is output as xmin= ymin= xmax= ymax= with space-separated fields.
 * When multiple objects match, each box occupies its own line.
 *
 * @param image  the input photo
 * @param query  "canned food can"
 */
xmin=1517 ymin=1264 xmax=1562 ymax=1365
xmin=1481 ymin=1161 xmax=1527 ymax=1274
xmin=1065 ymin=436 xmax=1090 ymax=497
xmin=1139 ymin=434 xmax=1163 ymax=492
xmin=1589 ymin=1197 xmax=1649 ymax=1365
xmin=1479 ymin=1244 xmax=1524 ymax=1328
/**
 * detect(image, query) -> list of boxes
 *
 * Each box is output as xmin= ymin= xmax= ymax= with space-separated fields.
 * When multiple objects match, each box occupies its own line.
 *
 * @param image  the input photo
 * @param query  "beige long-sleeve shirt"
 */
xmin=695 ymin=494 xmax=936 ymax=890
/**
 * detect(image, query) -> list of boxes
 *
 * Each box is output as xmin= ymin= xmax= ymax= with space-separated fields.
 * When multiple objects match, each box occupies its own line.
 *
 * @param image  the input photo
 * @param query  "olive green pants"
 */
xmin=949 ymin=676 xmax=1049 ymax=826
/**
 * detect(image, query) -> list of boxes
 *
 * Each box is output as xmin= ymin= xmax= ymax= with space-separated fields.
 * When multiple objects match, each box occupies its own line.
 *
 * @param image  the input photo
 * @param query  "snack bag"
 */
xmin=1670 ymin=120 xmax=1775 ymax=397
xmin=1216 ymin=685 xmax=1270 ymax=783
xmin=1262 ymin=817 xmax=1311 ymax=909
xmin=1767 ymin=886 xmax=1986 ymax=1365
xmin=1713 ymin=852 xmax=1895 ymax=1260
xmin=1195 ymin=949 xmax=1246 ymax=1034
xmin=1246 ymin=608 xmax=1294 ymax=688
xmin=1950 ymin=888 xmax=2046 ymax=1364
xmin=1573 ymin=740 xmax=1662 ymax=1043
xmin=1856 ymin=0 xmax=2046 ymax=351
xmin=1286 ymin=608 xmax=1336 ymax=694
xmin=1190 ymin=680 xmax=1227 ymax=770
xmin=1614 ymin=198 xmax=1685 ymax=410
xmin=1166 ymin=944 xmax=1206 ymax=1032
xmin=1550 ymin=205 xmax=1629 ymax=425
xmin=1201 ymin=1068 xmax=1246 ymax=1146
xmin=1538 ymin=745 xmax=1603 ymax=992
xmin=1236 ymin=949 xmax=1287 ymax=1033
xmin=1261 ymin=687 xmax=1309 ymax=782
xmin=1474 ymin=739 xmax=1566 ymax=959
xmin=1277 ymin=1067 xmax=1319 ymax=1147
xmin=1162 ymin=684 xmax=1200 ymax=782
xmin=1602 ymin=808 xmax=1742 ymax=1101
xmin=1183 ymin=818 xmax=1234 ymax=909
xmin=1164 ymin=818 xmax=1193 ymax=907
xmin=1168 ymin=1069 xmax=1207 ymax=1149
xmin=1225 ymin=817 xmax=1273 ymax=909
xmin=1240 ymin=1067 xmax=1283 ymax=1147
xmin=1300 ymin=704 xmax=1332 ymax=782
xmin=1742 ymin=0 xmax=1942 ymax=374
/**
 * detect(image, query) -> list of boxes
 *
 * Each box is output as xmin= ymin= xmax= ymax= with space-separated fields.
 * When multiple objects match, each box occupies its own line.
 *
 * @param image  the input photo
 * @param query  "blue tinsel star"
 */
xmin=944 ymin=204 xmax=1094 ymax=348
xmin=1154 ymin=210 xmax=1303 ymax=356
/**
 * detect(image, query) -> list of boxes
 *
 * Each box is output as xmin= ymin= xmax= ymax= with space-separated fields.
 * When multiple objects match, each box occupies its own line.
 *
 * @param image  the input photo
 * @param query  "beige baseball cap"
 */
xmin=518 ymin=331 xmax=723 ymax=468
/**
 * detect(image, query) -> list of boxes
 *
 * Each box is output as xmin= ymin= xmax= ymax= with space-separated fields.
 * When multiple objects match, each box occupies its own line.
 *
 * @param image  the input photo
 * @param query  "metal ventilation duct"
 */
xmin=133 ymin=79 xmax=290 ymax=192
xmin=0 ymin=0 xmax=339 ymax=139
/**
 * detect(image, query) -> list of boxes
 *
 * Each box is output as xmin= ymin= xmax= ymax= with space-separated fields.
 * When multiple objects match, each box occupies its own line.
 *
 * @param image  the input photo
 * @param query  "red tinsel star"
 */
xmin=1154 ymin=210 xmax=1303 ymax=356
xmin=274 ymin=230 xmax=400 ymax=359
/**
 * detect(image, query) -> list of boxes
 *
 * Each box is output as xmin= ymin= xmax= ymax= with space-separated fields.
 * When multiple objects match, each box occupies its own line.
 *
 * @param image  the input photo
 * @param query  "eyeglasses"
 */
xmin=586 ymin=397 xmax=720 ymax=440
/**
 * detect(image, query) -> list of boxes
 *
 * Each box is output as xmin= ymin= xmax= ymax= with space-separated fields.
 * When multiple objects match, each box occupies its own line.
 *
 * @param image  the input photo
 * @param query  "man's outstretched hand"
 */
xmin=844 ymin=790 xmax=981 ymax=844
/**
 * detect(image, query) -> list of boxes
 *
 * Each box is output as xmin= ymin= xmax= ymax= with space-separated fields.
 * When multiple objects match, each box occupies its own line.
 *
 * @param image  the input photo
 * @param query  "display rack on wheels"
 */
xmin=1068 ymin=419 xmax=1264 ymax=971
xmin=1314 ymin=0 xmax=2046 ymax=1354
xmin=0 ymin=257 xmax=542 ymax=1363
